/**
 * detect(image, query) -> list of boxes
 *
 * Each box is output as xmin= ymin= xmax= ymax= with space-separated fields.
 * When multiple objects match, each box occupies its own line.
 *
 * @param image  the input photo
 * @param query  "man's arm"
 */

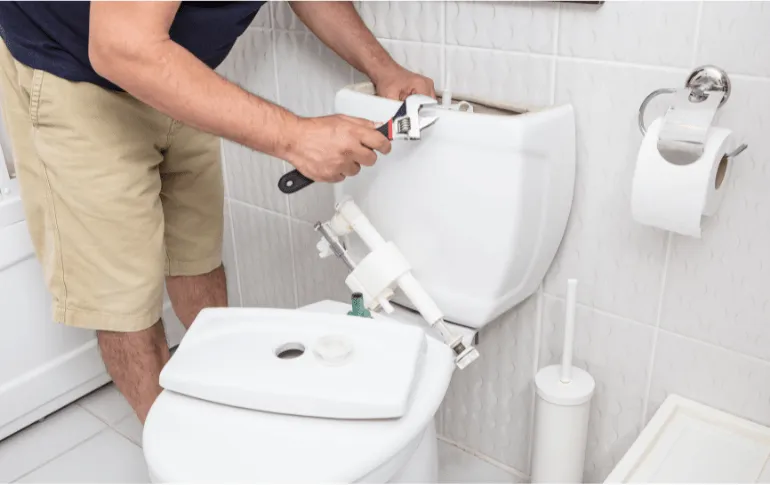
xmin=89 ymin=2 xmax=390 ymax=182
xmin=289 ymin=1 xmax=435 ymax=100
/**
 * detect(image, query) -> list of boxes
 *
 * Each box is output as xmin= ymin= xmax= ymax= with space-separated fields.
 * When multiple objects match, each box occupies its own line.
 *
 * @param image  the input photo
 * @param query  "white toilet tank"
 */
xmin=334 ymin=84 xmax=575 ymax=329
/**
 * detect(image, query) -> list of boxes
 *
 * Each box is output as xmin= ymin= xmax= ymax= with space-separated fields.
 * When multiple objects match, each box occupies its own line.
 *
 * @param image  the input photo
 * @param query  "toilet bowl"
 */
xmin=144 ymin=301 xmax=454 ymax=483
xmin=142 ymin=83 xmax=576 ymax=483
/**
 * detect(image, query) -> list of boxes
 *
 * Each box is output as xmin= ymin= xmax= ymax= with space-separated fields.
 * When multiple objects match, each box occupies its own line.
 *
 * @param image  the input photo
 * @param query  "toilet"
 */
xmin=142 ymin=84 xmax=576 ymax=483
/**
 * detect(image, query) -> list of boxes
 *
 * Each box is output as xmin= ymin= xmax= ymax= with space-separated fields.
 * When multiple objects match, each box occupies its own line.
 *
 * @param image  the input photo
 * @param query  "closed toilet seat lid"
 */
xmin=143 ymin=324 xmax=454 ymax=483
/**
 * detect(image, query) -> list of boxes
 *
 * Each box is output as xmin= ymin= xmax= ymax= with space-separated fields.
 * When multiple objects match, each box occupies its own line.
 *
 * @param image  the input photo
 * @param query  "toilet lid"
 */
xmin=143 ymin=329 xmax=455 ymax=483
xmin=158 ymin=307 xmax=428 ymax=419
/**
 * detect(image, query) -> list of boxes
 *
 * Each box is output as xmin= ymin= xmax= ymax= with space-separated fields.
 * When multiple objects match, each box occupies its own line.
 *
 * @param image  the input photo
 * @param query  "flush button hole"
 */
xmin=275 ymin=342 xmax=305 ymax=359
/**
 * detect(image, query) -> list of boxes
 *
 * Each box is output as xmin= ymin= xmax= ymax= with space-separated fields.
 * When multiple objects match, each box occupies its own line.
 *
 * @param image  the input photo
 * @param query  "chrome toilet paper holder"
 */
xmin=638 ymin=65 xmax=748 ymax=166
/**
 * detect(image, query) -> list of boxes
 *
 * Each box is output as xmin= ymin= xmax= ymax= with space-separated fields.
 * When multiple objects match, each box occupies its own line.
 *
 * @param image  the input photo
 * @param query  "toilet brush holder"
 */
xmin=531 ymin=279 xmax=595 ymax=484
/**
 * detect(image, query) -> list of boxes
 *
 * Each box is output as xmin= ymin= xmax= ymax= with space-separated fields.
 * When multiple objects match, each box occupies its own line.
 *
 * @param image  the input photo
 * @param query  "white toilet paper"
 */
xmin=631 ymin=117 xmax=734 ymax=238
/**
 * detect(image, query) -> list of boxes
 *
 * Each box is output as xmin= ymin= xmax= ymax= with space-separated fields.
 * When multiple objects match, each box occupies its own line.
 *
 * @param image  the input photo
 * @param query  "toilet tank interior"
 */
xmin=334 ymin=85 xmax=576 ymax=329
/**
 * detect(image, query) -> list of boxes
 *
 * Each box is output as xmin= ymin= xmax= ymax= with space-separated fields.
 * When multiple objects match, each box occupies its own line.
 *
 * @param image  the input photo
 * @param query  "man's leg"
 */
xmin=166 ymin=265 xmax=227 ymax=329
xmin=0 ymin=40 xmax=176 ymax=423
xmin=161 ymin=122 xmax=227 ymax=329
xmin=97 ymin=322 xmax=169 ymax=422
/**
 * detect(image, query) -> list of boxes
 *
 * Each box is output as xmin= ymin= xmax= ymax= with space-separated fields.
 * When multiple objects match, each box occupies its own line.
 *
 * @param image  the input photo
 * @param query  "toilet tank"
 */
xmin=334 ymin=84 xmax=575 ymax=329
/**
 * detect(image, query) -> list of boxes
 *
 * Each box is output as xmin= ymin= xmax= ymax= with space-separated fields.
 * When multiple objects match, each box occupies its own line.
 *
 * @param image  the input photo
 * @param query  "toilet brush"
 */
xmin=531 ymin=279 xmax=595 ymax=483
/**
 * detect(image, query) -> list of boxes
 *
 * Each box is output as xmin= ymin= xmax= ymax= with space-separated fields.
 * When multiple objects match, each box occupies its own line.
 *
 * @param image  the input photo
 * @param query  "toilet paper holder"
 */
xmin=638 ymin=65 xmax=748 ymax=166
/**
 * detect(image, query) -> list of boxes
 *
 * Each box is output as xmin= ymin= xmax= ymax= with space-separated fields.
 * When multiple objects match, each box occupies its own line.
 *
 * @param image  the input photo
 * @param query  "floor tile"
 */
xmin=76 ymin=384 xmax=134 ymax=425
xmin=438 ymin=440 xmax=521 ymax=483
xmin=113 ymin=414 xmax=143 ymax=447
xmin=0 ymin=406 xmax=106 ymax=483
xmin=16 ymin=429 xmax=149 ymax=484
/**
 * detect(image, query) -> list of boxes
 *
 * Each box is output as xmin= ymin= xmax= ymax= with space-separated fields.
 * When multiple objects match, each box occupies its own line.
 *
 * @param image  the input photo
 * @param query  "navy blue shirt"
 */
xmin=0 ymin=1 xmax=265 ymax=90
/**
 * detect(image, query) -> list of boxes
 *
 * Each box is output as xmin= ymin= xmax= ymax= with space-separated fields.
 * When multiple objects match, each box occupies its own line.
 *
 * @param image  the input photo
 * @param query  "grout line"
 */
xmin=640 ymin=232 xmax=673 ymax=425
xmin=526 ymin=286 xmax=545 ymax=475
xmin=542 ymin=291 xmax=654 ymax=328
xmin=437 ymin=435 xmax=529 ymax=482
xmin=549 ymin=2 xmax=561 ymax=105
xmin=11 ymin=426 xmax=106 ymax=483
xmin=229 ymin=197 xmax=322 ymax=227
xmin=658 ymin=327 xmax=770 ymax=368
xmin=440 ymin=0 xmax=448 ymax=90
xmin=689 ymin=0 xmax=705 ymax=69
xmin=225 ymin=198 xmax=244 ymax=306
xmin=266 ymin=9 xmax=300 ymax=308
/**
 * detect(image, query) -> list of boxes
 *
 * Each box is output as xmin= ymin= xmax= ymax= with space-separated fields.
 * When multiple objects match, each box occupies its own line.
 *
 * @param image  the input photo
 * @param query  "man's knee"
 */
xmin=166 ymin=264 xmax=227 ymax=328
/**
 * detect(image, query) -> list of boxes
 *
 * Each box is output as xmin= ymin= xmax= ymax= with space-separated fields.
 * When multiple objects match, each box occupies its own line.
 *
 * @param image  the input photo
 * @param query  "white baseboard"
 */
xmin=0 ymin=341 xmax=109 ymax=440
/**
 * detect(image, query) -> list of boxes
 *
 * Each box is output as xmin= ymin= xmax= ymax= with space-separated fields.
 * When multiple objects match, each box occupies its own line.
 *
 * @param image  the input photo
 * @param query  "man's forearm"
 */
xmin=289 ymin=1 xmax=399 ymax=83
xmin=91 ymin=37 xmax=297 ymax=159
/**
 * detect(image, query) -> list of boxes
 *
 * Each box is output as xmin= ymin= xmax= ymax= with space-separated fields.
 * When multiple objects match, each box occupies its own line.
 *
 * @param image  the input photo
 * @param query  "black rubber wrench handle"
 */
xmin=278 ymin=101 xmax=407 ymax=195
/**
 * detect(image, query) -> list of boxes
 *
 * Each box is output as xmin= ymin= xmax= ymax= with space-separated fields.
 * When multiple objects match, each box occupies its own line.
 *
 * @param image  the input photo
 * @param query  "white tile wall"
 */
xmin=222 ymin=1 xmax=770 ymax=481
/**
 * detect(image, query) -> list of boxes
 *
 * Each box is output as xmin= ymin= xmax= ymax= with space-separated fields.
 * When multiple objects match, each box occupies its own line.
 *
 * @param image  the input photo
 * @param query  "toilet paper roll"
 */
xmin=631 ymin=117 xmax=734 ymax=238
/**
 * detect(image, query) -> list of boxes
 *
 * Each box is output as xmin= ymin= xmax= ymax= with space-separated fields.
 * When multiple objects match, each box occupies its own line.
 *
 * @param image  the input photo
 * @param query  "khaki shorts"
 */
xmin=0 ymin=40 xmax=224 ymax=332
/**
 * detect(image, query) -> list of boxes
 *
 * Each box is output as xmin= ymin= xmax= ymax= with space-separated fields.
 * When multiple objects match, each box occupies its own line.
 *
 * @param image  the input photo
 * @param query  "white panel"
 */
xmin=358 ymin=1 xmax=442 ymax=43
xmin=229 ymin=201 xmax=296 ymax=308
xmin=540 ymin=296 xmax=654 ymax=483
xmin=545 ymin=60 xmax=683 ymax=324
xmin=446 ymin=1 xmax=558 ymax=54
xmin=439 ymin=296 xmax=539 ymax=474
xmin=660 ymin=77 xmax=770 ymax=360
xmin=558 ymin=1 xmax=699 ymax=67
xmin=697 ymin=2 xmax=770 ymax=78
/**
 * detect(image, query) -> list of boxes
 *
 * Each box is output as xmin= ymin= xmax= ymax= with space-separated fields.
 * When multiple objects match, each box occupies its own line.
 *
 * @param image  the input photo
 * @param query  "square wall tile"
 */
xmin=446 ymin=1 xmax=558 ymax=54
xmin=696 ymin=2 xmax=770 ymax=78
xmin=223 ymin=199 xmax=242 ymax=307
xmin=290 ymin=220 xmax=350 ymax=308
xmin=0 ymin=406 xmax=106 ymax=483
xmin=558 ymin=1 xmax=699 ymax=67
xmin=439 ymin=295 xmax=539 ymax=474
xmin=223 ymin=140 xmax=288 ymax=215
xmin=446 ymin=47 xmax=553 ymax=110
xmin=273 ymin=31 xmax=352 ymax=223
xmin=545 ymin=60 xmax=683 ymax=324
xmin=230 ymin=201 xmax=296 ymax=308
xmin=250 ymin=2 xmax=271 ymax=30
xmin=274 ymin=31 xmax=352 ymax=116
xmin=540 ymin=296 xmax=654 ymax=483
xmin=271 ymin=1 xmax=309 ymax=32
xmin=217 ymin=30 xmax=276 ymax=102
xmin=358 ymin=1 xmax=443 ymax=43
xmin=378 ymin=39 xmax=443 ymax=91
xmin=647 ymin=331 xmax=770 ymax=428
xmin=659 ymin=77 xmax=770 ymax=360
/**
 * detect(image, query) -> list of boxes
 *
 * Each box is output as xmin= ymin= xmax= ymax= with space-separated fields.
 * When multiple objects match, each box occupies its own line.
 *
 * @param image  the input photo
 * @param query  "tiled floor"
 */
xmin=0 ymin=384 xmax=520 ymax=483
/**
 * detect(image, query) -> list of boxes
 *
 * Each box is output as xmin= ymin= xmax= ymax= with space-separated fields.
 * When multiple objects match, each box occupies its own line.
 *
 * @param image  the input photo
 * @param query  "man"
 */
xmin=0 ymin=2 xmax=435 ymax=423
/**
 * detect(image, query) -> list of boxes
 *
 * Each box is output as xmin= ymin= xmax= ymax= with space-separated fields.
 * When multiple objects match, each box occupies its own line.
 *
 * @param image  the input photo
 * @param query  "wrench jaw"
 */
xmin=404 ymin=94 xmax=439 ymax=140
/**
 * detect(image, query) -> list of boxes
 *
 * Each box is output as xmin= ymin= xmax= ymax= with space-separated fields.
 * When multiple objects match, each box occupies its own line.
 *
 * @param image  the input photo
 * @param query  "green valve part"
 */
xmin=348 ymin=292 xmax=372 ymax=318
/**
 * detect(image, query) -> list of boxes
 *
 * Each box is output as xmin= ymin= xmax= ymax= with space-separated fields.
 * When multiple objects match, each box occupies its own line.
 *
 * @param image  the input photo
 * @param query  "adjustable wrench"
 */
xmin=277 ymin=94 xmax=439 ymax=195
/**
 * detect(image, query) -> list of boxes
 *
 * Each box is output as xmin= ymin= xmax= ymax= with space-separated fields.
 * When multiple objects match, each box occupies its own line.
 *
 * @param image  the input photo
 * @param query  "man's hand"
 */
xmin=372 ymin=66 xmax=436 ymax=101
xmin=281 ymin=115 xmax=392 ymax=183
